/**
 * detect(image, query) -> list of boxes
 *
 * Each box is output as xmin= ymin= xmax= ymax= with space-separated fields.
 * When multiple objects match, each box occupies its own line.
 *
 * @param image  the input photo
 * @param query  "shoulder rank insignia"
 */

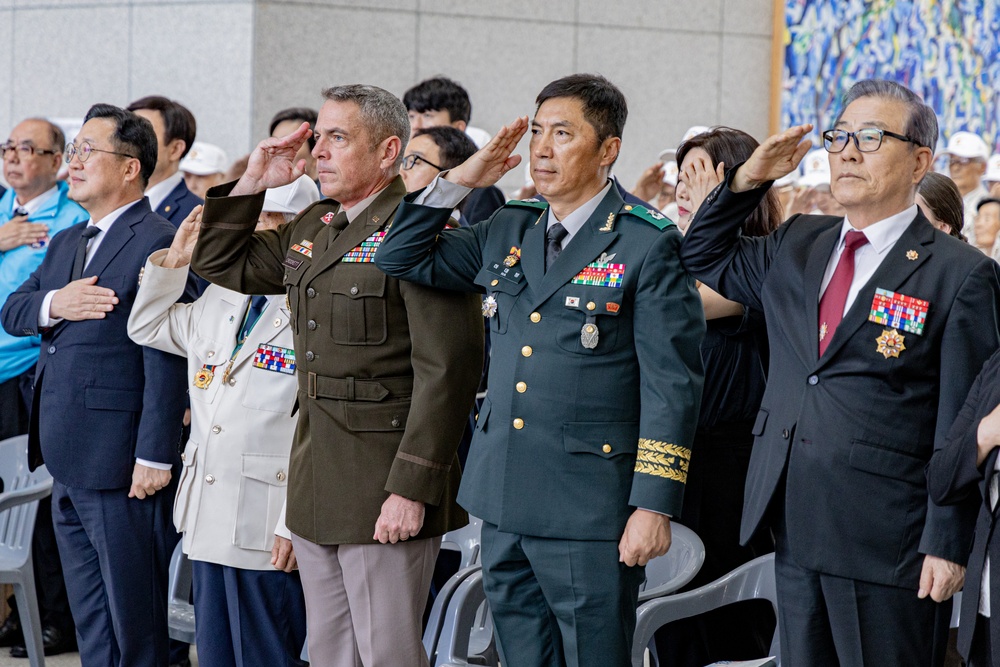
xmin=506 ymin=197 xmax=549 ymax=212
xmin=623 ymin=204 xmax=675 ymax=231
xmin=599 ymin=212 xmax=615 ymax=232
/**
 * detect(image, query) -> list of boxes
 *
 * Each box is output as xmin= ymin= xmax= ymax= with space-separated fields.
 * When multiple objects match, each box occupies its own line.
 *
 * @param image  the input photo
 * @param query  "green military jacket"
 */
xmin=191 ymin=176 xmax=483 ymax=544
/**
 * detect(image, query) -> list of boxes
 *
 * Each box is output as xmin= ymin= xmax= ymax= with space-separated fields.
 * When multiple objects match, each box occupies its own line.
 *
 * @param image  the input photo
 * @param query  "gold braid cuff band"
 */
xmin=634 ymin=438 xmax=691 ymax=483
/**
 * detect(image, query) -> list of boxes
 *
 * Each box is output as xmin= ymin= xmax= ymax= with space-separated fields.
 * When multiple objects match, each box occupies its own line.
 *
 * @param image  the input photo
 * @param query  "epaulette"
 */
xmin=505 ymin=197 xmax=549 ymax=212
xmin=621 ymin=204 xmax=675 ymax=230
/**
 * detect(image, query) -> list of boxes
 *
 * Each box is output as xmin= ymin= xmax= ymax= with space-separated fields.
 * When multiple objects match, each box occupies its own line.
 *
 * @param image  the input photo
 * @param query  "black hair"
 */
xmin=413 ymin=126 xmax=478 ymax=170
xmin=535 ymin=74 xmax=627 ymax=145
xmin=402 ymin=77 xmax=472 ymax=124
xmin=977 ymin=197 xmax=1000 ymax=212
xmin=676 ymin=126 xmax=782 ymax=237
xmin=270 ymin=107 xmax=319 ymax=151
xmin=126 ymin=95 xmax=197 ymax=159
xmin=83 ymin=103 xmax=158 ymax=188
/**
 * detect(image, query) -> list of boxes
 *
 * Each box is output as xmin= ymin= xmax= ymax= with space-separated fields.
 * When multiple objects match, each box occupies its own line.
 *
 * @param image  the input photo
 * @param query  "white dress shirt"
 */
xmin=11 ymin=185 xmax=59 ymax=216
xmin=819 ymin=205 xmax=918 ymax=313
xmin=144 ymin=171 xmax=183 ymax=212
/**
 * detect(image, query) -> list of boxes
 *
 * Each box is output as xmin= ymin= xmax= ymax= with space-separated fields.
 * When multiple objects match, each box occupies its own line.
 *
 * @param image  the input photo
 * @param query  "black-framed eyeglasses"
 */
xmin=1 ymin=142 xmax=59 ymax=158
xmin=822 ymin=128 xmax=922 ymax=154
xmin=64 ymin=141 xmax=137 ymax=164
xmin=401 ymin=154 xmax=444 ymax=171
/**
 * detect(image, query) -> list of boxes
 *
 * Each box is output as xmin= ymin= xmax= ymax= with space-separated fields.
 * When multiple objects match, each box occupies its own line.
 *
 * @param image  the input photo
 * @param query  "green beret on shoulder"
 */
xmin=506 ymin=198 xmax=550 ymax=212
xmin=621 ymin=204 xmax=675 ymax=230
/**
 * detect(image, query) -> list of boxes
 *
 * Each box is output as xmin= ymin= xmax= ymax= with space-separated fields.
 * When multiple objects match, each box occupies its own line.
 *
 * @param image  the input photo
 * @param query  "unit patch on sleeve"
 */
xmin=342 ymin=230 xmax=387 ymax=263
xmin=868 ymin=288 xmax=928 ymax=335
xmin=252 ymin=344 xmax=296 ymax=375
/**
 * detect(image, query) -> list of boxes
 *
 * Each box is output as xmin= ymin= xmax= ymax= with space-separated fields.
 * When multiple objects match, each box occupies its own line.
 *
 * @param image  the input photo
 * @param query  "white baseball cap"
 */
xmin=262 ymin=175 xmax=320 ymax=214
xmin=662 ymin=161 xmax=679 ymax=186
xmin=465 ymin=126 xmax=491 ymax=150
xmin=945 ymin=131 xmax=990 ymax=161
xmin=797 ymin=149 xmax=831 ymax=188
xmin=658 ymin=125 xmax=711 ymax=161
xmin=180 ymin=142 xmax=229 ymax=176
xmin=984 ymin=153 xmax=1000 ymax=184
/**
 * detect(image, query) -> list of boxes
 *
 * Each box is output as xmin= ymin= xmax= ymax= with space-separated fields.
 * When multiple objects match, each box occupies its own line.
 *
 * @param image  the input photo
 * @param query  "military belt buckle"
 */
xmin=308 ymin=371 xmax=317 ymax=399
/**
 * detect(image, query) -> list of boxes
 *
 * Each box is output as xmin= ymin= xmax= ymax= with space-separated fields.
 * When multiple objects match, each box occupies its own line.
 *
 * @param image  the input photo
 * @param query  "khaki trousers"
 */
xmin=292 ymin=534 xmax=439 ymax=667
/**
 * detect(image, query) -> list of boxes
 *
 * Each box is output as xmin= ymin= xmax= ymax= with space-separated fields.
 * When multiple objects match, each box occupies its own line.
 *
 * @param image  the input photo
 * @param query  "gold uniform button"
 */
xmin=491 ymin=279 xmax=499 ymax=286
xmin=211 ymin=425 xmax=222 ymax=434
xmin=515 ymin=381 xmax=527 ymax=393
xmin=586 ymin=301 xmax=596 ymax=311
xmin=513 ymin=418 xmax=524 ymax=430
xmin=585 ymin=324 xmax=595 ymax=333
xmin=624 ymin=205 xmax=633 ymax=211
xmin=602 ymin=444 xmax=612 ymax=454
xmin=530 ymin=312 xmax=541 ymax=323
xmin=276 ymin=471 xmax=286 ymax=482
xmin=521 ymin=345 xmax=532 ymax=357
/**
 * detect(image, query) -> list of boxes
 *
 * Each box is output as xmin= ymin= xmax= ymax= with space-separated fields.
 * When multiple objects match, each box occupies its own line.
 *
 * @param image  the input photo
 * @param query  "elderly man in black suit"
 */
xmin=680 ymin=79 xmax=1000 ymax=665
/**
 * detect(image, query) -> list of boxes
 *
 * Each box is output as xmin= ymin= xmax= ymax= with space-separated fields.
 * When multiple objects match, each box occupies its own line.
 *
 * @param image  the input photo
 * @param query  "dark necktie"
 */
xmin=818 ymin=230 xmax=869 ymax=356
xmin=324 ymin=211 xmax=350 ymax=251
xmin=545 ymin=222 xmax=569 ymax=272
xmin=238 ymin=296 xmax=268 ymax=343
xmin=71 ymin=225 xmax=101 ymax=282
xmin=13 ymin=206 xmax=28 ymax=218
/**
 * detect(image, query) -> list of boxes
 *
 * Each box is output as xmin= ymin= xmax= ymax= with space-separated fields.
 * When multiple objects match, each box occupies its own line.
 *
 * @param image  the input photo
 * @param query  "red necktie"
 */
xmin=818 ymin=230 xmax=869 ymax=356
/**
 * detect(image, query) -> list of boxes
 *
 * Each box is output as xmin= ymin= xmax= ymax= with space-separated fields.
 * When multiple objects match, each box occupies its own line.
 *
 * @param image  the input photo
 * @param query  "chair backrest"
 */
xmin=440 ymin=516 xmax=482 ymax=569
xmin=638 ymin=522 xmax=706 ymax=601
xmin=0 ymin=435 xmax=52 ymax=567
xmin=631 ymin=553 xmax=780 ymax=667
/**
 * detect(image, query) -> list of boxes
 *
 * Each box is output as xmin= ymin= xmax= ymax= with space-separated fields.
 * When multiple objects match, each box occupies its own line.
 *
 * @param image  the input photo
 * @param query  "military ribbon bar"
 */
xmin=868 ymin=288 xmax=928 ymax=336
xmin=571 ymin=262 xmax=625 ymax=288
xmin=252 ymin=344 xmax=296 ymax=375
xmin=342 ymin=230 xmax=386 ymax=263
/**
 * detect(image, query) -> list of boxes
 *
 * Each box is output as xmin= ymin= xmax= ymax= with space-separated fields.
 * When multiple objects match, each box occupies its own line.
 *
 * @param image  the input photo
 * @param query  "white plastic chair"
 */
xmin=638 ymin=522 xmax=706 ymax=602
xmin=0 ymin=434 xmax=54 ymax=667
xmin=440 ymin=516 xmax=482 ymax=570
xmin=167 ymin=541 xmax=195 ymax=644
xmin=631 ymin=553 xmax=780 ymax=667
xmin=431 ymin=568 xmax=498 ymax=667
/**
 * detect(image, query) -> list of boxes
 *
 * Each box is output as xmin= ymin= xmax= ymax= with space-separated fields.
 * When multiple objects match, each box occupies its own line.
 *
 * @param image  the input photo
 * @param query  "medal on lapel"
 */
xmin=193 ymin=366 xmax=215 ymax=389
xmin=581 ymin=317 xmax=599 ymax=349
xmin=482 ymin=295 xmax=498 ymax=318
xmin=875 ymin=328 xmax=906 ymax=359
xmin=503 ymin=247 xmax=521 ymax=268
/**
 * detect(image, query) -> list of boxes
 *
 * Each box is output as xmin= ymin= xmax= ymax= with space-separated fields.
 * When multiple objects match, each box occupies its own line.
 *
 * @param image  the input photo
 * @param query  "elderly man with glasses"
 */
xmin=680 ymin=79 xmax=1000 ymax=666
xmin=1 ymin=104 xmax=194 ymax=667
xmin=0 ymin=118 xmax=87 ymax=659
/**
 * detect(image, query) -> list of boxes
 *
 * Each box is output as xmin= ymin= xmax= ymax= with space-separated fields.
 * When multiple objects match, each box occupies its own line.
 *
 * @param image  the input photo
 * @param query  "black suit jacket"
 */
xmin=680 ymin=173 xmax=1000 ymax=589
xmin=0 ymin=198 xmax=192 ymax=490
xmin=928 ymin=350 xmax=1000 ymax=664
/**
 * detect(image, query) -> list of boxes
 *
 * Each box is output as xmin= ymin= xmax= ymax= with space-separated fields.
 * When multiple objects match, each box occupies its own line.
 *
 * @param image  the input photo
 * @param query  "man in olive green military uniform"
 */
xmin=189 ymin=84 xmax=483 ymax=667
xmin=376 ymin=74 xmax=705 ymax=667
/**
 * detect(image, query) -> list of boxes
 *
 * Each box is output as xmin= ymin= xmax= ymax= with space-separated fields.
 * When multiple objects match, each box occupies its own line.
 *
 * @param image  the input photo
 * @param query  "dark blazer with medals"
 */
xmin=928 ymin=350 xmax=1000 ymax=665
xmin=680 ymin=174 xmax=1000 ymax=589
xmin=376 ymin=184 xmax=705 ymax=540
xmin=156 ymin=178 xmax=203 ymax=227
xmin=0 ymin=199 xmax=190 ymax=488
xmin=190 ymin=177 xmax=483 ymax=545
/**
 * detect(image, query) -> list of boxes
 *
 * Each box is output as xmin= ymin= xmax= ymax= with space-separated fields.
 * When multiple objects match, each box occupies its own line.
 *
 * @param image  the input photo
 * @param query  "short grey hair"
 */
xmin=836 ymin=79 xmax=938 ymax=153
xmin=322 ymin=84 xmax=410 ymax=167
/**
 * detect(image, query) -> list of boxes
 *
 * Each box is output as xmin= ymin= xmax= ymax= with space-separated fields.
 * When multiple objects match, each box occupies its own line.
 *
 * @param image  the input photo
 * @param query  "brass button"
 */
xmin=513 ymin=418 xmax=524 ymax=430
xmin=391 ymin=417 xmax=401 ymax=428
xmin=305 ymin=351 xmax=315 ymax=361
xmin=211 ymin=425 xmax=222 ymax=434
xmin=491 ymin=279 xmax=499 ymax=286
xmin=624 ymin=205 xmax=633 ymax=211
xmin=307 ymin=320 xmax=317 ymax=331
xmin=585 ymin=324 xmax=595 ymax=333
xmin=350 ymin=285 xmax=359 ymax=295
xmin=521 ymin=345 xmax=532 ymax=357
xmin=205 ymin=474 xmax=216 ymax=484
xmin=602 ymin=444 xmax=612 ymax=454
xmin=228 ymin=377 xmax=237 ymax=387
xmin=276 ymin=471 xmax=286 ymax=482
xmin=530 ymin=312 xmax=541 ymax=323
xmin=586 ymin=302 xmax=596 ymax=311
xmin=307 ymin=288 xmax=316 ymax=298
xmin=515 ymin=381 xmax=527 ymax=393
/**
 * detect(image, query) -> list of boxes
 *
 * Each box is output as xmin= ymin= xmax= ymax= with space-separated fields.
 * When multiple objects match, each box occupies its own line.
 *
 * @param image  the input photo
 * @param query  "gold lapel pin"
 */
xmin=906 ymin=250 xmax=918 ymax=261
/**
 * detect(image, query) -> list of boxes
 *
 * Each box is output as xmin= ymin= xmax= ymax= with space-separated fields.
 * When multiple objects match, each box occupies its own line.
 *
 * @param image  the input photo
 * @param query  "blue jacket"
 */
xmin=1 ymin=198 xmax=192 ymax=489
xmin=0 ymin=182 xmax=88 ymax=383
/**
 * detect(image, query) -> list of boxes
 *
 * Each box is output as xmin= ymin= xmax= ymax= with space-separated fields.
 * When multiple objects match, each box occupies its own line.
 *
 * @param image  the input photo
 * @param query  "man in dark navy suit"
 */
xmin=127 ymin=96 xmax=202 ymax=226
xmin=0 ymin=103 xmax=191 ymax=667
